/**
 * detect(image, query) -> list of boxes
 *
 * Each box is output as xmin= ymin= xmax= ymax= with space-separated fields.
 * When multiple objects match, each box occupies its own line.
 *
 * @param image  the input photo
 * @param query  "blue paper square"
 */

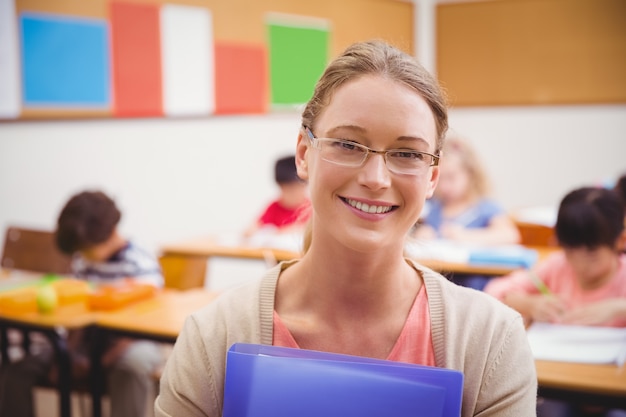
xmin=21 ymin=13 xmax=110 ymax=107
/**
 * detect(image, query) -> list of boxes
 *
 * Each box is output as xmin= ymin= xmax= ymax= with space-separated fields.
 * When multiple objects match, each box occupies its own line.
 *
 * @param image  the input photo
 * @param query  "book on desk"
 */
xmin=527 ymin=322 xmax=626 ymax=366
xmin=223 ymin=343 xmax=463 ymax=417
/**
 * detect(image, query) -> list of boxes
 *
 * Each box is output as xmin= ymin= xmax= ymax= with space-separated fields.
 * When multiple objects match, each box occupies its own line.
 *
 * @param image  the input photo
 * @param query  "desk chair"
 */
xmin=514 ymin=221 xmax=557 ymax=247
xmin=1 ymin=226 xmax=72 ymax=274
xmin=159 ymin=254 xmax=207 ymax=289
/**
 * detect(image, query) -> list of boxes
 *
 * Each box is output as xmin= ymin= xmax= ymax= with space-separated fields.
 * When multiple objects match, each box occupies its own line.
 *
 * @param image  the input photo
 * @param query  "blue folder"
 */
xmin=223 ymin=343 xmax=463 ymax=417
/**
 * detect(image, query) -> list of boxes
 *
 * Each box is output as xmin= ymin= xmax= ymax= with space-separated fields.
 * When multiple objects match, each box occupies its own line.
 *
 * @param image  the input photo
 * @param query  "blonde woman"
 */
xmin=155 ymin=40 xmax=536 ymax=417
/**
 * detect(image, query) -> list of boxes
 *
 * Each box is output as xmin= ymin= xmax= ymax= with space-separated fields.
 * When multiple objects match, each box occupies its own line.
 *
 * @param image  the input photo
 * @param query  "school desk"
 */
xmin=85 ymin=284 xmax=625 ymax=416
xmin=0 ymin=269 xmax=98 ymax=417
xmin=159 ymin=235 xmax=557 ymax=288
xmin=535 ymin=360 xmax=626 ymax=409
xmin=89 ymin=288 xmax=220 ymax=417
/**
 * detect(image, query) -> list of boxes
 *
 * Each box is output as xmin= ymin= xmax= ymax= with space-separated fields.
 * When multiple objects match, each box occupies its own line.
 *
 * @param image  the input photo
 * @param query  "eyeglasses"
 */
xmin=303 ymin=126 xmax=439 ymax=176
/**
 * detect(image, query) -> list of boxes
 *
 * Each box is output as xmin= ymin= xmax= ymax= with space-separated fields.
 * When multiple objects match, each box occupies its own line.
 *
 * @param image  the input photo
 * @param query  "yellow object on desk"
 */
xmin=87 ymin=281 xmax=158 ymax=311
xmin=0 ymin=276 xmax=91 ymax=314
xmin=0 ymin=286 xmax=38 ymax=314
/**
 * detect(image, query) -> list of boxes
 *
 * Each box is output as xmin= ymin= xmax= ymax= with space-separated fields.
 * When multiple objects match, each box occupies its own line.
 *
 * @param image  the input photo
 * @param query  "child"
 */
xmin=485 ymin=186 xmax=626 ymax=327
xmin=243 ymin=155 xmax=311 ymax=238
xmin=0 ymin=190 xmax=164 ymax=417
xmin=485 ymin=186 xmax=626 ymax=417
xmin=413 ymin=134 xmax=520 ymax=290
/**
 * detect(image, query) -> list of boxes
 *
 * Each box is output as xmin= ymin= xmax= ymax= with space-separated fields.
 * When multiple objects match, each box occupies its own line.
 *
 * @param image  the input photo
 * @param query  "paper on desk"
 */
xmin=526 ymin=322 xmax=626 ymax=365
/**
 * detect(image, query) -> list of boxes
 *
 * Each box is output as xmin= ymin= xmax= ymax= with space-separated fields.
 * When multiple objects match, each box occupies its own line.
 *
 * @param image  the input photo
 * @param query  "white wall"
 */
xmin=2 ymin=105 xmax=624 ymax=255
xmin=0 ymin=114 xmax=302 ymax=252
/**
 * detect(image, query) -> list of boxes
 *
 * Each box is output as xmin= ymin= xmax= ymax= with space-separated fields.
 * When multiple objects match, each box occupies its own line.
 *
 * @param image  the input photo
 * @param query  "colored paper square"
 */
xmin=268 ymin=20 xmax=329 ymax=106
xmin=160 ymin=4 xmax=214 ymax=116
xmin=20 ymin=13 xmax=110 ymax=107
xmin=111 ymin=1 xmax=162 ymax=117
xmin=215 ymin=42 xmax=267 ymax=114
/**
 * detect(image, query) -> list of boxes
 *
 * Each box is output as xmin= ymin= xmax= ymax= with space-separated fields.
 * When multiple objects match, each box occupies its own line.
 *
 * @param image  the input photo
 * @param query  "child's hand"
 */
xmin=559 ymin=299 xmax=622 ymax=326
xmin=530 ymin=295 xmax=568 ymax=323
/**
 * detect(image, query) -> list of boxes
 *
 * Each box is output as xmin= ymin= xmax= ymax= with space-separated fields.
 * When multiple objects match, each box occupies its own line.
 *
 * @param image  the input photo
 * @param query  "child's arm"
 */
xmin=485 ymin=266 xmax=567 ymax=323
xmin=502 ymin=292 xmax=567 ymax=323
xmin=560 ymin=298 xmax=626 ymax=326
xmin=439 ymin=213 xmax=521 ymax=245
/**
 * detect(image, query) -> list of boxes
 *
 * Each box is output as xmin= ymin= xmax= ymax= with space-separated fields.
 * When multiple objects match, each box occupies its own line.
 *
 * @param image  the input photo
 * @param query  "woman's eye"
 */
xmin=392 ymin=151 xmax=424 ymax=160
xmin=336 ymin=140 xmax=360 ymax=152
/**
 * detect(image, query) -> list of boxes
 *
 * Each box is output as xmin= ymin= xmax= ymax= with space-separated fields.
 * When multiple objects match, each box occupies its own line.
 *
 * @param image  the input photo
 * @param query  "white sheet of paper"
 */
xmin=0 ymin=0 xmax=21 ymax=119
xmin=526 ymin=322 xmax=626 ymax=365
xmin=160 ymin=4 xmax=214 ymax=116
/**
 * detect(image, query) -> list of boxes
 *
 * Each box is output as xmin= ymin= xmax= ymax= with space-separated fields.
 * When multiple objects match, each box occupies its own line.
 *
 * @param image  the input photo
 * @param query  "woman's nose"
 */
xmin=358 ymin=153 xmax=392 ymax=189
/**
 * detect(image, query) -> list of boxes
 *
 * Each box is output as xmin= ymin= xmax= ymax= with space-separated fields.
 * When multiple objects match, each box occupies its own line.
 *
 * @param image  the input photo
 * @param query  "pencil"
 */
xmin=528 ymin=270 xmax=552 ymax=296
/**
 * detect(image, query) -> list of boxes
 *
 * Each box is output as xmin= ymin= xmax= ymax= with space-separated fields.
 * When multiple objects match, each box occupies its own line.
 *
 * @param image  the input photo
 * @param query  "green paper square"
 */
xmin=268 ymin=23 xmax=329 ymax=106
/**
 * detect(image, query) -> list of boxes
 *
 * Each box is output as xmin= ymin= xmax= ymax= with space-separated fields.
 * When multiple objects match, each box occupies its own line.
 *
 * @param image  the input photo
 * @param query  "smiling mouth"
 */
xmin=342 ymin=197 xmax=396 ymax=214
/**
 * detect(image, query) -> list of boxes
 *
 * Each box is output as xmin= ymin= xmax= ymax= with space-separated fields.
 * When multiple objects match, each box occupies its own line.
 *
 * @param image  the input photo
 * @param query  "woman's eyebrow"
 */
xmin=325 ymin=125 xmax=431 ymax=147
xmin=325 ymin=125 xmax=366 ymax=137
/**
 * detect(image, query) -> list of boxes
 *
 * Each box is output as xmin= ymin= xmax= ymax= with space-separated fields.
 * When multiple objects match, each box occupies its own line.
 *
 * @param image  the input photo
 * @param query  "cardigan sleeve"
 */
xmin=155 ymin=313 xmax=221 ymax=417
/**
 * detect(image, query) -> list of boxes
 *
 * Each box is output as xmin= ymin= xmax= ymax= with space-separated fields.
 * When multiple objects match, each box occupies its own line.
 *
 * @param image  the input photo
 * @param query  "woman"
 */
xmin=155 ymin=40 xmax=537 ymax=417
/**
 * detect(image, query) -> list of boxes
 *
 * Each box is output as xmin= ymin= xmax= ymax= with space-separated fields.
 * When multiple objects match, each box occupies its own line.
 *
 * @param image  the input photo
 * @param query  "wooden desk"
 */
xmin=88 ymin=284 xmax=625 ymax=414
xmin=95 ymin=288 xmax=219 ymax=342
xmin=0 ymin=269 xmax=98 ymax=417
xmin=160 ymin=236 xmax=557 ymax=288
xmin=536 ymin=360 xmax=626 ymax=409
xmin=90 ymin=288 xmax=220 ymax=417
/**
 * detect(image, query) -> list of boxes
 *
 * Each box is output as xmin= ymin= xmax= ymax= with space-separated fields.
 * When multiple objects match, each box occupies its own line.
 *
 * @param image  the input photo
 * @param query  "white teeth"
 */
xmin=346 ymin=199 xmax=392 ymax=214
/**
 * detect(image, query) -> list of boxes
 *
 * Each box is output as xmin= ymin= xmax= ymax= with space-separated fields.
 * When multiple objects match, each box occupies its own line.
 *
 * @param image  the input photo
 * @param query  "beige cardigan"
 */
xmin=156 ymin=260 xmax=537 ymax=417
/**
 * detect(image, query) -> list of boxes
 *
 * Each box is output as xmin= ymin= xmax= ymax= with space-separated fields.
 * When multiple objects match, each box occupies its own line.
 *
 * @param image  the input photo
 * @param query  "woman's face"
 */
xmin=296 ymin=75 xmax=439 ymax=253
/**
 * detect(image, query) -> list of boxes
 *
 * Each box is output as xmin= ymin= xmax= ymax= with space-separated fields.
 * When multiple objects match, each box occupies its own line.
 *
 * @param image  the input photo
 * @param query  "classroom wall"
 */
xmin=1 ymin=0 xmax=625 ymax=255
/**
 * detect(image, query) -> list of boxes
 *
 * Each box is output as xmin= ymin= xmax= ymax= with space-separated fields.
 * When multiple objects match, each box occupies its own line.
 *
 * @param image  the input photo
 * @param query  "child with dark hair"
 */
xmin=485 ymin=186 xmax=626 ymax=417
xmin=55 ymin=190 xmax=162 ymax=285
xmin=243 ymin=155 xmax=311 ymax=238
xmin=486 ymin=186 xmax=626 ymax=326
xmin=0 ymin=190 xmax=164 ymax=417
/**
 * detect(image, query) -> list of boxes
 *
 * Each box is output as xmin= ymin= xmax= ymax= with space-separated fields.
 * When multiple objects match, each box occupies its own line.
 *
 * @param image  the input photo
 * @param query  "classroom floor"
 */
xmin=35 ymin=388 xmax=112 ymax=417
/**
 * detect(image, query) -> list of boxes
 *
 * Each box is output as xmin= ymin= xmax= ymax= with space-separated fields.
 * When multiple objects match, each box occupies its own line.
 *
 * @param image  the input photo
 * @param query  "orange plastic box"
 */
xmin=88 ymin=281 xmax=157 ymax=311
xmin=0 ymin=286 xmax=38 ymax=314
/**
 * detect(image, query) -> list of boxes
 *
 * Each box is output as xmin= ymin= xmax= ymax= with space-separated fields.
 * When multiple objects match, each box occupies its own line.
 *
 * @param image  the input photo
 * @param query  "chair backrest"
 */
xmin=514 ymin=221 xmax=557 ymax=247
xmin=1 ymin=226 xmax=73 ymax=274
xmin=158 ymin=254 xmax=207 ymax=290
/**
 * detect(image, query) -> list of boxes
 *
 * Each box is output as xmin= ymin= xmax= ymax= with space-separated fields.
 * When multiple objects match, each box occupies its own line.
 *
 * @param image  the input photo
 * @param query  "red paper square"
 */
xmin=215 ymin=42 xmax=268 ymax=114
xmin=111 ymin=2 xmax=162 ymax=117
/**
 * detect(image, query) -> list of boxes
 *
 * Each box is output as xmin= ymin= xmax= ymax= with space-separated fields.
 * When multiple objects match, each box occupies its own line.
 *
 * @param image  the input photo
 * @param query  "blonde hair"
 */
xmin=301 ymin=40 xmax=449 ymax=153
xmin=441 ymin=133 xmax=491 ymax=198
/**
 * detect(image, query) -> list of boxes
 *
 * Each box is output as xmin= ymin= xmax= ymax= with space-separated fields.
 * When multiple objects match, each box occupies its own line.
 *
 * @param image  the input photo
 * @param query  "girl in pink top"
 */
xmin=486 ymin=186 xmax=626 ymax=328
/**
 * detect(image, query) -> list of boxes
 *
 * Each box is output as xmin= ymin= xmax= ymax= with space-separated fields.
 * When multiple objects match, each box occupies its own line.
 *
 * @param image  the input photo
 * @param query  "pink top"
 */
xmin=485 ymin=251 xmax=626 ymax=327
xmin=273 ymin=284 xmax=436 ymax=366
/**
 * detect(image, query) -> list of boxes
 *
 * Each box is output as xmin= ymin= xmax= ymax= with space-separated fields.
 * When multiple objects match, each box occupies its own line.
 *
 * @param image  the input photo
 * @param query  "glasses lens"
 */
xmin=386 ymin=151 xmax=434 ymax=175
xmin=318 ymin=139 xmax=367 ymax=166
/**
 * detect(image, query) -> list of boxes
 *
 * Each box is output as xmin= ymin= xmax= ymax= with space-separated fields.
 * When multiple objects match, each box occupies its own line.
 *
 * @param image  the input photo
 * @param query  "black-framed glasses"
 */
xmin=303 ymin=126 xmax=439 ymax=176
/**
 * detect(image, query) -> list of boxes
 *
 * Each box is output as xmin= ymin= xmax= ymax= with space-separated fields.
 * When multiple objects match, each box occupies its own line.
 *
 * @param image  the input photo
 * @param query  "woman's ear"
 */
xmin=425 ymin=166 xmax=440 ymax=199
xmin=295 ymin=130 xmax=309 ymax=181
